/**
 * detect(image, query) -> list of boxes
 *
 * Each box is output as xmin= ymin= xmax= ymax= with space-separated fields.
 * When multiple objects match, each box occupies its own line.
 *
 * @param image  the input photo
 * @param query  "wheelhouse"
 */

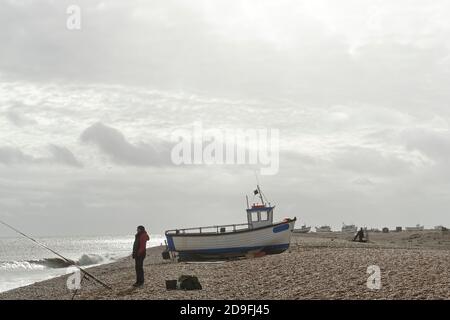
xmin=246 ymin=204 xmax=274 ymax=229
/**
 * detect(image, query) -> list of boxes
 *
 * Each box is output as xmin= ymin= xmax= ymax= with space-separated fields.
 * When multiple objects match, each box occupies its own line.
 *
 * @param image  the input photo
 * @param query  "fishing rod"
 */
xmin=0 ymin=219 xmax=112 ymax=291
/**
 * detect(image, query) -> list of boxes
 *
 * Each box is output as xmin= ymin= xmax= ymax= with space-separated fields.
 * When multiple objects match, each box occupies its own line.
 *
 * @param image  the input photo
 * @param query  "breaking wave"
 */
xmin=0 ymin=254 xmax=116 ymax=270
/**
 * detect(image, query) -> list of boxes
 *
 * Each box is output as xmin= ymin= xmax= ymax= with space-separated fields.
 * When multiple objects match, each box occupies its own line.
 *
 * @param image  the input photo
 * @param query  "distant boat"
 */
xmin=405 ymin=224 xmax=424 ymax=231
xmin=315 ymin=225 xmax=332 ymax=233
xmin=341 ymin=223 xmax=357 ymax=233
xmin=293 ymin=225 xmax=311 ymax=233
xmin=164 ymin=185 xmax=296 ymax=261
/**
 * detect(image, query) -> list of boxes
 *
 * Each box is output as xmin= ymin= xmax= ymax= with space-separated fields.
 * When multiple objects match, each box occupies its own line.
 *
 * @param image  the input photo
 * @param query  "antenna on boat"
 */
xmin=253 ymin=171 xmax=264 ymax=205
xmin=253 ymin=171 xmax=271 ymax=206
xmin=256 ymin=184 xmax=265 ymax=205
xmin=0 ymin=219 xmax=113 ymax=291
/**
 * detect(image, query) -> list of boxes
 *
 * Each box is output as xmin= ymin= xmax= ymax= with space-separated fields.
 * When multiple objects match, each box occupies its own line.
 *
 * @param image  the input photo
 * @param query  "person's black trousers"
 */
xmin=135 ymin=256 xmax=145 ymax=284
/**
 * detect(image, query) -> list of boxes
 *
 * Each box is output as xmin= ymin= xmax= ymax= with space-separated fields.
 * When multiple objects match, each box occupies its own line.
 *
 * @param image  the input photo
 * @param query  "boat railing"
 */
xmin=166 ymin=223 xmax=250 ymax=235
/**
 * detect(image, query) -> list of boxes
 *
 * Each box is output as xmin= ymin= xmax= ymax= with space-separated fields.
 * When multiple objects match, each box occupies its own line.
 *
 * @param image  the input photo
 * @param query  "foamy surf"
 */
xmin=0 ymin=261 xmax=46 ymax=271
xmin=0 ymin=234 xmax=165 ymax=293
xmin=0 ymin=253 xmax=117 ymax=271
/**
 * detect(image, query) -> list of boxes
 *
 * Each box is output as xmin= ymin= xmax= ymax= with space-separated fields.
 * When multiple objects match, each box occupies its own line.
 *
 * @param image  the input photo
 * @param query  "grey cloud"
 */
xmin=1 ymin=0 xmax=449 ymax=110
xmin=0 ymin=147 xmax=33 ymax=164
xmin=352 ymin=177 xmax=376 ymax=186
xmin=0 ymin=145 xmax=82 ymax=167
xmin=80 ymin=122 xmax=171 ymax=166
xmin=5 ymin=108 xmax=37 ymax=126
xmin=280 ymin=151 xmax=322 ymax=169
xmin=48 ymin=144 xmax=83 ymax=168
xmin=402 ymin=128 xmax=450 ymax=161
xmin=332 ymin=146 xmax=411 ymax=176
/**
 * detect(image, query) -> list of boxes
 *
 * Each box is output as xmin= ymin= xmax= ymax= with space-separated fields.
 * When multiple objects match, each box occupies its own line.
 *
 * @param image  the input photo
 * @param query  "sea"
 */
xmin=0 ymin=234 xmax=166 ymax=293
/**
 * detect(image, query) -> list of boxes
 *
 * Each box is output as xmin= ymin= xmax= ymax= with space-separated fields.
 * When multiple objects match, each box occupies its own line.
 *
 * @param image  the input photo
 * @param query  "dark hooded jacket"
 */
xmin=132 ymin=230 xmax=149 ymax=259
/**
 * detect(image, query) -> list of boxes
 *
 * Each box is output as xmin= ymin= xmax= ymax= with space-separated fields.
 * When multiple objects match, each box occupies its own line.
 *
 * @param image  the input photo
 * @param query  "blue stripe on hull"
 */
xmin=166 ymin=235 xmax=175 ymax=251
xmin=273 ymin=224 xmax=289 ymax=233
xmin=177 ymin=243 xmax=290 ymax=260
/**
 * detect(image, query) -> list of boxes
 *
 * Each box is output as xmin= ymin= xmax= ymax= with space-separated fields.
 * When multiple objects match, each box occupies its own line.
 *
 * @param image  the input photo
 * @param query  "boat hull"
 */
xmin=166 ymin=219 xmax=296 ymax=261
xmin=293 ymin=227 xmax=311 ymax=233
xmin=315 ymin=228 xmax=331 ymax=233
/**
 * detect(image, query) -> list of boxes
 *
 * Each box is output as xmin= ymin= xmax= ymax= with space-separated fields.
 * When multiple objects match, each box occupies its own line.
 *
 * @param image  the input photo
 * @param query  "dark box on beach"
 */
xmin=162 ymin=251 xmax=171 ymax=260
xmin=166 ymin=280 xmax=178 ymax=290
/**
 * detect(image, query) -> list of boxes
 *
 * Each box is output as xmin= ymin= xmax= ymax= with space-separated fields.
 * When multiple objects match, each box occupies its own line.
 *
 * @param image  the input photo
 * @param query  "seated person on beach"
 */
xmin=353 ymin=227 xmax=365 ymax=242
xmin=132 ymin=225 xmax=149 ymax=287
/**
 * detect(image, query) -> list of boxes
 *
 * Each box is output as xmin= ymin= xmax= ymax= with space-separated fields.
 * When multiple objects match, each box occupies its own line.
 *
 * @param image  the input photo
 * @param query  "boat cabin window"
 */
xmin=251 ymin=211 xmax=259 ymax=222
xmin=260 ymin=211 xmax=268 ymax=221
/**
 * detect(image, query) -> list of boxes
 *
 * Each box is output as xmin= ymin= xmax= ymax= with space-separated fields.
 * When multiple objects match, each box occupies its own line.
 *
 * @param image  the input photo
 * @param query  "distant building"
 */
xmin=382 ymin=227 xmax=389 ymax=233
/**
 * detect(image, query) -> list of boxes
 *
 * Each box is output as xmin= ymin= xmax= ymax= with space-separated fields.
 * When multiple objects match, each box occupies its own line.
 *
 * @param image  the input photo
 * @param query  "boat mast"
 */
xmin=257 ymin=184 xmax=265 ymax=205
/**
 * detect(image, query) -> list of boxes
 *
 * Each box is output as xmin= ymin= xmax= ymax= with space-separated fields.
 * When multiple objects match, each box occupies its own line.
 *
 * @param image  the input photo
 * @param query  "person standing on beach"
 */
xmin=353 ymin=227 xmax=364 ymax=242
xmin=132 ymin=225 xmax=149 ymax=287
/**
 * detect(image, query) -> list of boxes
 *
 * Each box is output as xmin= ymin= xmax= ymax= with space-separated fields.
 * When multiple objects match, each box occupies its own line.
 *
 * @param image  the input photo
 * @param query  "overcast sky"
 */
xmin=1 ymin=0 xmax=450 ymax=236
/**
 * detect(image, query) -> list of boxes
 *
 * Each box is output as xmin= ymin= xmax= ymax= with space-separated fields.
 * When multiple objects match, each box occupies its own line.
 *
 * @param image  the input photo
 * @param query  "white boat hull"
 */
xmin=405 ymin=227 xmax=424 ymax=231
xmin=315 ymin=227 xmax=332 ymax=233
xmin=166 ymin=219 xmax=296 ymax=261
xmin=293 ymin=227 xmax=311 ymax=233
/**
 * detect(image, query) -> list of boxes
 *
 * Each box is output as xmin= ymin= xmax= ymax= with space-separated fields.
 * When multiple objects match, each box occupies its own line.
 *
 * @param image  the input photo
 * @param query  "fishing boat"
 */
xmin=293 ymin=225 xmax=311 ymax=233
xmin=315 ymin=225 xmax=332 ymax=233
xmin=164 ymin=185 xmax=296 ymax=261
xmin=341 ymin=223 xmax=357 ymax=233
xmin=405 ymin=224 xmax=424 ymax=231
